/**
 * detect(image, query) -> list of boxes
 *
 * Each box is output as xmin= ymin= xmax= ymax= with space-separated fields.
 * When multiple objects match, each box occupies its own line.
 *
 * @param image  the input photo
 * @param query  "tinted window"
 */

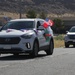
xmin=69 ymin=27 xmax=75 ymax=32
xmin=2 ymin=21 xmax=34 ymax=30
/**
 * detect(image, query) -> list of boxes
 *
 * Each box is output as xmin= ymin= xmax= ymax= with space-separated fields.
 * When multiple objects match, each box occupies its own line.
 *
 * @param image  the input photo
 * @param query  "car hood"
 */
xmin=0 ymin=29 xmax=34 ymax=37
xmin=67 ymin=32 xmax=75 ymax=35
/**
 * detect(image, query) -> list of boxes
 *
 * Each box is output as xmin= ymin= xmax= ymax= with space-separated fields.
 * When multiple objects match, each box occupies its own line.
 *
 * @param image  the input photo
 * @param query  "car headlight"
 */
xmin=21 ymin=35 xmax=32 ymax=39
xmin=65 ymin=35 xmax=69 ymax=39
xmin=65 ymin=35 xmax=68 ymax=37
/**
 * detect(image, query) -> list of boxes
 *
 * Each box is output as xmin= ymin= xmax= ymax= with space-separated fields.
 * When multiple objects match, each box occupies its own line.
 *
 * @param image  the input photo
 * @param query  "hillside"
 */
xmin=0 ymin=0 xmax=75 ymax=14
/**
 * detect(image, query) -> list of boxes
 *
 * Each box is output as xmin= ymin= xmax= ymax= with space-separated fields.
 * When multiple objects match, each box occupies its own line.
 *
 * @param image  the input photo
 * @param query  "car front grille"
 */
xmin=0 ymin=37 xmax=21 ymax=44
xmin=68 ymin=35 xmax=75 ymax=39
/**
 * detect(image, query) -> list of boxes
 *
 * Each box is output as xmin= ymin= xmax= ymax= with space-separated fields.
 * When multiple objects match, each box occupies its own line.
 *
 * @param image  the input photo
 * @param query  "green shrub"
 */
xmin=39 ymin=12 xmax=47 ymax=19
xmin=26 ymin=10 xmax=37 ymax=18
xmin=52 ymin=18 xmax=65 ymax=34
xmin=54 ymin=35 xmax=64 ymax=40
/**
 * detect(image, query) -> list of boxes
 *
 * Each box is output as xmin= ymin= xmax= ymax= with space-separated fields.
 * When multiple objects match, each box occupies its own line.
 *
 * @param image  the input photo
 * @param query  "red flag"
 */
xmin=43 ymin=21 xmax=49 ymax=28
xmin=48 ymin=20 xmax=54 ymax=26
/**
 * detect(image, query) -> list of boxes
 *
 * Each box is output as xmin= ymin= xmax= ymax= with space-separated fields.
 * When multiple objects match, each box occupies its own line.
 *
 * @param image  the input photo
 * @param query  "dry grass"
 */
xmin=54 ymin=34 xmax=65 ymax=48
xmin=0 ymin=11 xmax=75 ymax=19
xmin=0 ymin=12 xmax=26 ymax=19
xmin=54 ymin=39 xmax=64 ymax=48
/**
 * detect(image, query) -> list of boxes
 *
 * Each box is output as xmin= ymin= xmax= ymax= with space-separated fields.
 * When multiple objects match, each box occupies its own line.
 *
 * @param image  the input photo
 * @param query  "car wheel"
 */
xmin=73 ymin=45 xmax=75 ymax=47
xmin=45 ymin=40 xmax=54 ymax=55
xmin=30 ymin=41 xmax=39 ymax=57
xmin=65 ymin=42 xmax=69 ymax=48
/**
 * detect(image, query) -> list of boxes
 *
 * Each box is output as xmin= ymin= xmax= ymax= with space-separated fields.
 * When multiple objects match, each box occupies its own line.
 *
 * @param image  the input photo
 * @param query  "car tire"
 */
xmin=65 ymin=42 xmax=69 ymax=48
xmin=30 ymin=41 xmax=39 ymax=57
xmin=73 ymin=45 xmax=75 ymax=47
xmin=45 ymin=40 xmax=54 ymax=55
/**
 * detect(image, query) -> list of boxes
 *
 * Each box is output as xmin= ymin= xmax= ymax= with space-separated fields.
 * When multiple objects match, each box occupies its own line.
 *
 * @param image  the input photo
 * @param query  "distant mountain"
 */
xmin=0 ymin=0 xmax=75 ymax=14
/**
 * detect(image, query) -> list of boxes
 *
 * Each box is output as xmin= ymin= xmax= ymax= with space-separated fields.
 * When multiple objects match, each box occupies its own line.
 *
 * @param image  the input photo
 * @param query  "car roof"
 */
xmin=10 ymin=18 xmax=44 ymax=22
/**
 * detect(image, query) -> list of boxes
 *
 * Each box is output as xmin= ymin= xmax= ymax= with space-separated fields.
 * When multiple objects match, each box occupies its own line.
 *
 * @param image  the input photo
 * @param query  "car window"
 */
xmin=40 ymin=21 xmax=44 ymax=25
xmin=37 ymin=20 xmax=44 ymax=28
xmin=2 ymin=21 xmax=34 ymax=30
xmin=69 ymin=27 xmax=75 ymax=32
xmin=37 ymin=21 xmax=41 ymax=28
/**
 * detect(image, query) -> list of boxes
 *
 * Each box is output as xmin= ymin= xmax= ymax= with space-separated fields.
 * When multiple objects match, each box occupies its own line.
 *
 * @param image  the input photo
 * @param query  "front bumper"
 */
xmin=65 ymin=37 xmax=75 ymax=45
xmin=65 ymin=39 xmax=75 ymax=45
xmin=0 ymin=37 xmax=34 ymax=54
xmin=0 ymin=48 xmax=32 ymax=54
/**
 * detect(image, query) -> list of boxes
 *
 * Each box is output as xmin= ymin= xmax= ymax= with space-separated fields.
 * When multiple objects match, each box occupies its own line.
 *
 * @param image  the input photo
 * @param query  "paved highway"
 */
xmin=0 ymin=47 xmax=75 ymax=75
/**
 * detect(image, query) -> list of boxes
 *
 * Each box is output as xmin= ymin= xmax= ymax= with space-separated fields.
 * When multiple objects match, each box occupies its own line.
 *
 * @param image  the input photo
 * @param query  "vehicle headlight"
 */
xmin=65 ymin=35 xmax=69 ymax=39
xmin=65 ymin=35 xmax=68 ymax=37
xmin=21 ymin=34 xmax=32 ymax=39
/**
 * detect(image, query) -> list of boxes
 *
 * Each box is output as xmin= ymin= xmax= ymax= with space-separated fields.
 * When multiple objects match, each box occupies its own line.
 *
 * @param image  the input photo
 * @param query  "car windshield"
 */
xmin=2 ymin=21 xmax=34 ymax=30
xmin=69 ymin=27 xmax=75 ymax=32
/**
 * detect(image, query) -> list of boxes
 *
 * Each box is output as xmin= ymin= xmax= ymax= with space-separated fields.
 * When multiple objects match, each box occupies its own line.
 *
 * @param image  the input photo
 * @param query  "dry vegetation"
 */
xmin=54 ymin=34 xmax=65 ymax=48
xmin=0 ymin=11 xmax=75 ymax=19
xmin=0 ymin=0 xmax=75 ymax=18
xmin=0 ymin=12 xmax=27 ymax=19
xmin=54 ymin=39 xmax=64 ymax=48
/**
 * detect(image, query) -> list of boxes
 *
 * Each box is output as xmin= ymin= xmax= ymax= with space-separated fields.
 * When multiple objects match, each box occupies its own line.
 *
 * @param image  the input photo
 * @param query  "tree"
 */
xmin=39 ymin=12 xmax=47 ymax=19
xmin=52 ymin=18 xmax=64 ymax=33
xmin=26 ymin=10 xmax=37 ymax=18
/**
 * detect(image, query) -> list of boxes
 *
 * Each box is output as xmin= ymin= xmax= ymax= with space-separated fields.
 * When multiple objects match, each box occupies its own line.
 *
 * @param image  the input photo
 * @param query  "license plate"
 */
xmin=3 ymin=45 xmax=11 ymax=49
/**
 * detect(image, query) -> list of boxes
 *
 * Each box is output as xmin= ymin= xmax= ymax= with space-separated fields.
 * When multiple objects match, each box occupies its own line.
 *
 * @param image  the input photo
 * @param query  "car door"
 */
xmin=39 ymin=21 xmax=51 ymax=47
xmin=37 ymin=21 xmax=46 ymax=47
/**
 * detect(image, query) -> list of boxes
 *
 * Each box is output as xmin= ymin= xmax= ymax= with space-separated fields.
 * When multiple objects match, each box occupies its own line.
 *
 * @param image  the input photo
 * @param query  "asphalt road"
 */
xmin=0 ymin=47 xmax=75 ymax=75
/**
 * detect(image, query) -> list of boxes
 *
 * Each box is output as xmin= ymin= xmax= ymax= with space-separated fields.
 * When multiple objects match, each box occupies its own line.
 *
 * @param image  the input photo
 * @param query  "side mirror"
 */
xmin=37 ymin=26 xmax=44 ymax=30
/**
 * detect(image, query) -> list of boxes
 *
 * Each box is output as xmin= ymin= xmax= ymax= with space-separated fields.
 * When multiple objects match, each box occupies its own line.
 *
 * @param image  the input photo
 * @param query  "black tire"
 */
xmin=30 ymin=41 xmax=39 ymax=57
xmin=45 ymin=40 xmax=54 ymax=55
xmin=73 ymin=45 xmax=75 ymax=47
xmin=65 ymin=42 xmax=69 ymax=48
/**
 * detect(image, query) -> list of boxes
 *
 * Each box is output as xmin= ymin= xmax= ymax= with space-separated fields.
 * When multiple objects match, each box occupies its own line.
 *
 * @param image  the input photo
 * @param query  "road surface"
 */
xmin=0 ymin=47 xmax=75 ymax=75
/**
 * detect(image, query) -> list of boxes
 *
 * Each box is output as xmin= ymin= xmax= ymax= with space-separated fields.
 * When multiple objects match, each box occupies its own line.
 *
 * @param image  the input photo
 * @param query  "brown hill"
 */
xmin=0 ymin=0 xmax=75 ymax=14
